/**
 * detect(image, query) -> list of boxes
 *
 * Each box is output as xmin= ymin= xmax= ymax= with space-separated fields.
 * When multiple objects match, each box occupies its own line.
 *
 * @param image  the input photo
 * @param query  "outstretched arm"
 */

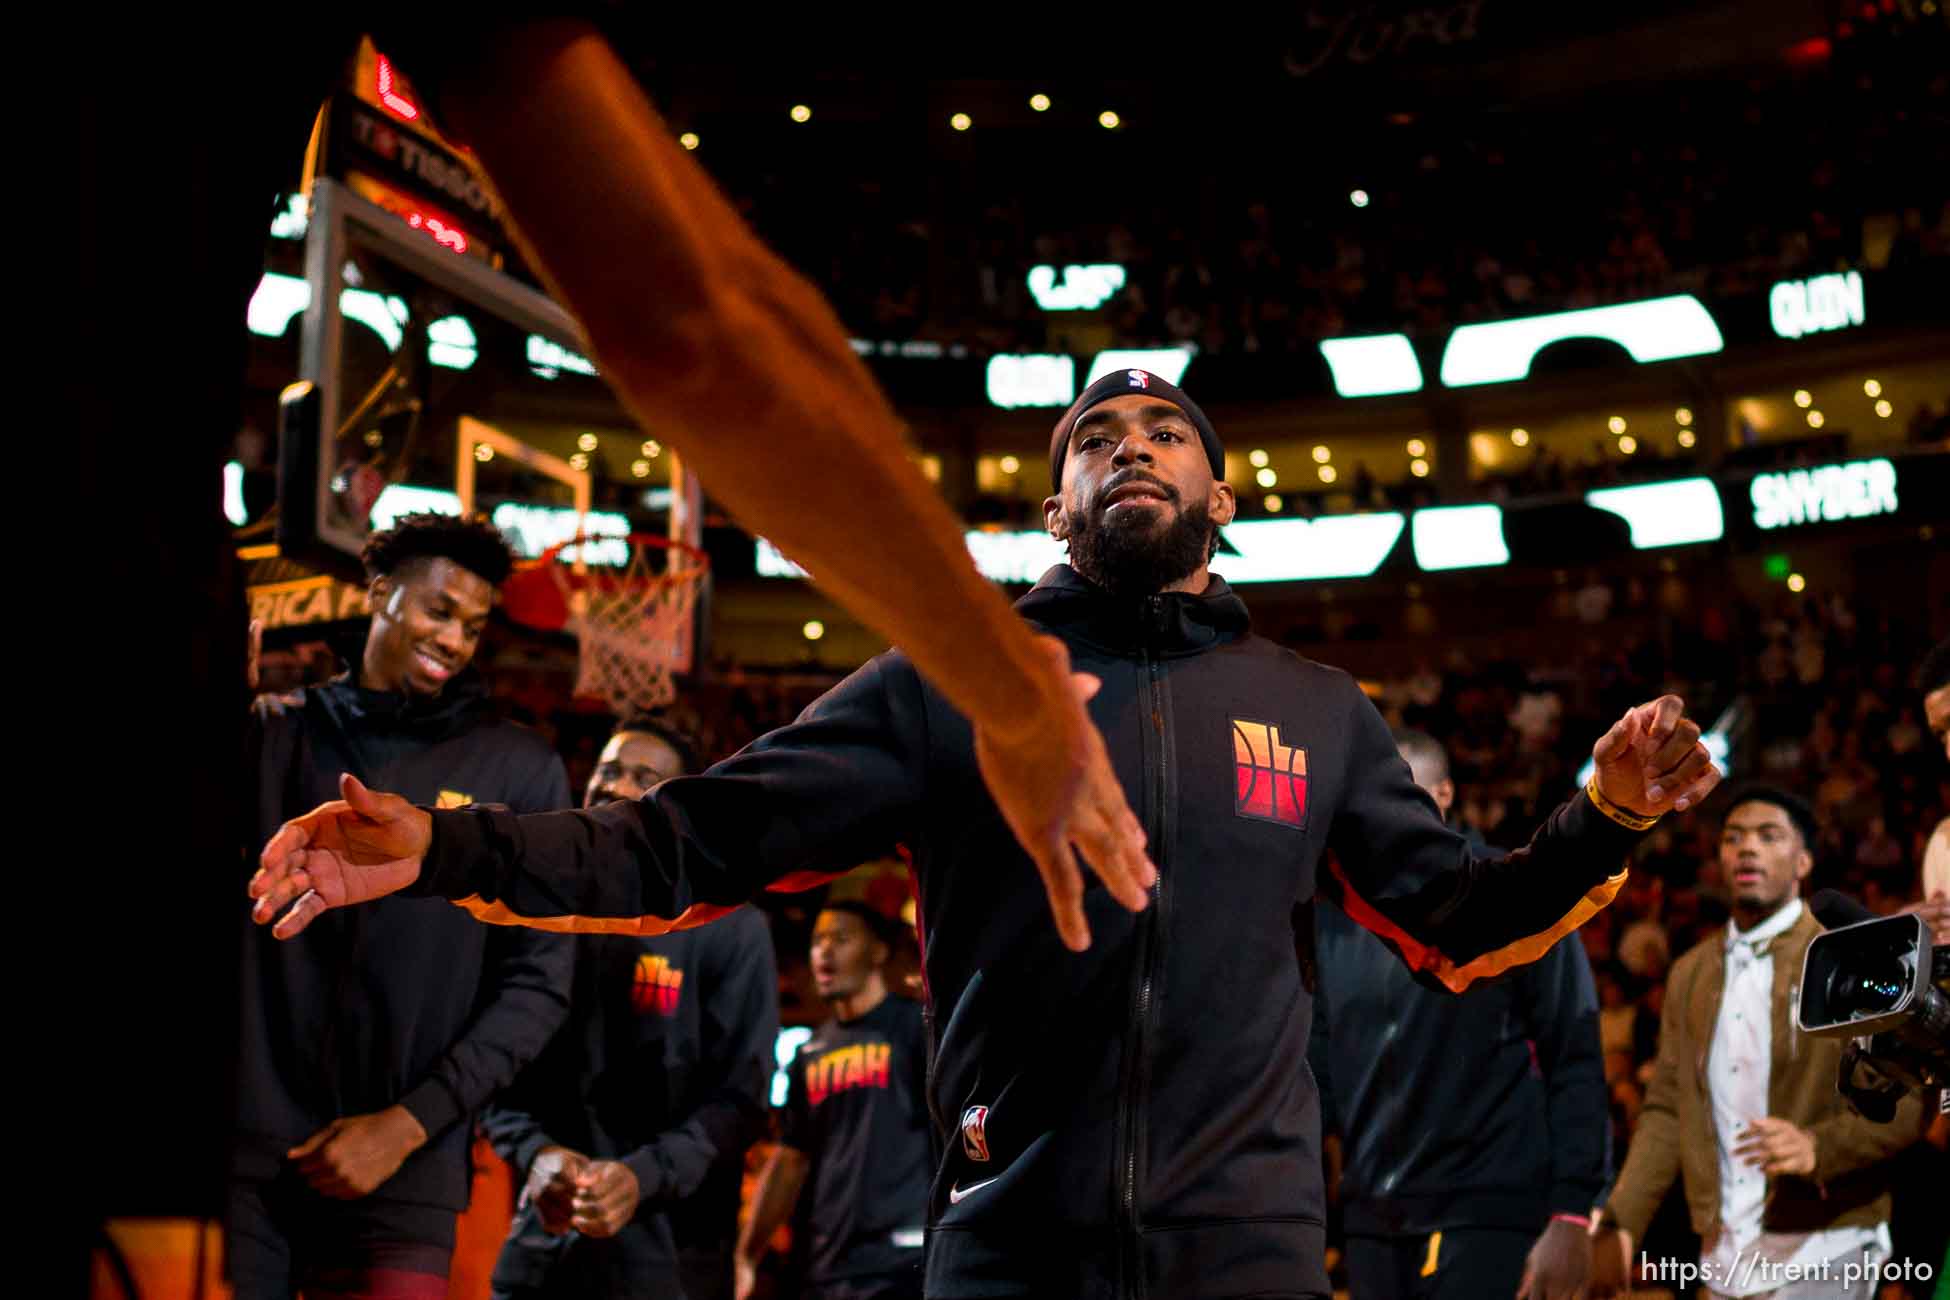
xmin=1324 ymin=689 xmax=1718 ymax=992
xmin=428 ymin=21 xmax=1150 ymax=931
xmin=254 ymin=654 xmax=1150 ymax=949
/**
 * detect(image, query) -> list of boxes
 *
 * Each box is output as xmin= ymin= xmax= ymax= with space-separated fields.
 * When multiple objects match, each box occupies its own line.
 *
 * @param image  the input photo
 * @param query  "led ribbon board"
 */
xmin=368 ymin=485 xmax=630 ymax=563
xmin=1750 ymin=458 xmax=1897 ymax=530
xmin=1084 ymin=347 xmax=1196 ymax=386
xmin=1028 ymin=264 xmax=1127 ymax=311
xmin=757 ymin=513 xmax=1405 ymax=585
xmin=1439 ymin=295 xmax=1724 ymax=387
xmin=986 ymin=354 xmax=1076 ymax=408
xmin=1770 ymin=271 xmax=1864 ymax=341
xmin=1319 ymin=334 xmax=1424 ymax=397
xmin=1410 ymin=505 xmax=1509 ymax=570
xmin=1586 ymin=478 xmax=1725 ymax=549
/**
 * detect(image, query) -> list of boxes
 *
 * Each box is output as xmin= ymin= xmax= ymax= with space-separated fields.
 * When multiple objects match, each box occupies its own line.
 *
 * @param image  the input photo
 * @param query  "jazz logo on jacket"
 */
xmin=631 ymin=953 xmax=684 ymax=1017
xmin=1232 ymin=718 xmax=1308 ymax=829
xmin=804 ymin=1041 xmax=892 ymax=1106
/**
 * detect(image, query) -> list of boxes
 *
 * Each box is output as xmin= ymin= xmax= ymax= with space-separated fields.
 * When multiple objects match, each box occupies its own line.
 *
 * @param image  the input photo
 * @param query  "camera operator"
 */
xmin=1590 ymin=787 xmax=1929 ymax=1300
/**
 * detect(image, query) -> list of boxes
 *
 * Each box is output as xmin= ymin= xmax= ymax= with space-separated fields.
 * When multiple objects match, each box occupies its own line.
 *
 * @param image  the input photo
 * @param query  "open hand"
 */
xmin=974 ymin=636 xmax=1155 ymax=951
xmin=1517 ymin=1217 xmax=1591 ymax=1300
xmin=287 ymin=1105 xmax=427 ymax=1199
xmin=1592 ymin=694 xmax=1720 ymax=818
xmin=250 ymin=773 xmax=432 ymax=939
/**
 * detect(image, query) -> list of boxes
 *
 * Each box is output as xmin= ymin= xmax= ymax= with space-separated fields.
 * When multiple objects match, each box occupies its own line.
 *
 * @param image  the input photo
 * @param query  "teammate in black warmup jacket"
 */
xmin=1310 ymin=731 xmax=1608 ymax=1300
xmin=484 ymin=719 xmax=779 ymax=1300
xmin=233 ymin=513 xmax=575 ymax=1299
xmin=256 ymin=372 xmax=1724 ymax=1299
xmin=738 ymin=902 xmax=933 ymax=1300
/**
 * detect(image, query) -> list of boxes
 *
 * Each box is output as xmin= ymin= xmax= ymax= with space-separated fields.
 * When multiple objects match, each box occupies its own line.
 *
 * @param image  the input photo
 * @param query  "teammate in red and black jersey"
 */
xmin=738 ymin=903 xmax=932 ymax=1300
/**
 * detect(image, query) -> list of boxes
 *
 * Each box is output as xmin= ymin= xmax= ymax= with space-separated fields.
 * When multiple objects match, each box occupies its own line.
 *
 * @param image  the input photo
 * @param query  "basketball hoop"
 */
xmin=502 ymin=533 xmax=708 ymax=714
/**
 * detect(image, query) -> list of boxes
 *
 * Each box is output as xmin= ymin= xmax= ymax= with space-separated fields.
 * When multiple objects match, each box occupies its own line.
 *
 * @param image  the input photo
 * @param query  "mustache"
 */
xmin=1092 ymin=469 xmax=1179 ymax=512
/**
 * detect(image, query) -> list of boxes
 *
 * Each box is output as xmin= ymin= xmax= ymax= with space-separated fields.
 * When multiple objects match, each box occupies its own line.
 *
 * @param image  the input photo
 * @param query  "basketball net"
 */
xmin=504 ymin=534 xmax=706 ymax=714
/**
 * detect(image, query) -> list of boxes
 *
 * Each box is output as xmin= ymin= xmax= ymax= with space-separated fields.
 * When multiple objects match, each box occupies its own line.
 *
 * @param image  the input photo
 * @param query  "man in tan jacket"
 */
xmin=1591 ymin=786 xmax=1928 ymax=1300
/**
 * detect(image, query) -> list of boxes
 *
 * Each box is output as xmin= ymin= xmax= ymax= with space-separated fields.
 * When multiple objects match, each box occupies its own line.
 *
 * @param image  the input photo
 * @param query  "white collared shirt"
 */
xmin=1701 ymin=897 xmax=1888 ymax=1295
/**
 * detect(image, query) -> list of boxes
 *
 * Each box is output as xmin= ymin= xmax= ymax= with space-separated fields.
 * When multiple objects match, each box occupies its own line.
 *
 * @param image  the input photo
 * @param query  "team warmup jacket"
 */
xmin=238 ymin=671 xmax=576 ymax=1212
xmin=1309 ymin=891 xmax=1610 ymax=1238
xmin=482 ymin=907 xmax=778 ymax=1295
xmin=412 ymin=566 xmax=1643 ymax=1298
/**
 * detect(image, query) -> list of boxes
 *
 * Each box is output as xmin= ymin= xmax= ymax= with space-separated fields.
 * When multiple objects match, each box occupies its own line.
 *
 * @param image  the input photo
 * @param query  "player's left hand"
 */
xmin=286 ymin=1105 xmax=427 ymax=1199
xmin=569 ymin=1160 xmax=641 ymax=1237
xmin=1733 ymin=1116 xmax=1816 ymax=1176
xmin=1517 ymin=1217 xmax=1592 ymax=1300
xmin=1591 ymin=694 xmax=1720 ymax=818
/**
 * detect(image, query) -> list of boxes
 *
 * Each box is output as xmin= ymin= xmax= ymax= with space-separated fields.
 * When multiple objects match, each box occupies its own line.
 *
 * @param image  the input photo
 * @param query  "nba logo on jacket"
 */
xmin=1232 ymin=719 xmax=1307 ymax=828
xmin=960 ymin=1105 xmax=991 ymax=1162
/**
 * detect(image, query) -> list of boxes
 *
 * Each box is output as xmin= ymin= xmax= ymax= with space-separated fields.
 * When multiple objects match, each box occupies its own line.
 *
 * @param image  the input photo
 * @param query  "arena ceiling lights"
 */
xmin=1438 ymin=295 xmax=1724 ymax=388
xmin=1318 ymin=334 xmax=1424 ymax=398
xmin=1585 ymin=478 xmax=1725 ymax=549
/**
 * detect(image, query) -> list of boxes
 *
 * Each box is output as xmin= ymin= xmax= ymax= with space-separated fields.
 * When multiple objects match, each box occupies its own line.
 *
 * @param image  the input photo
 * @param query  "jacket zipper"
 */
xmin=1121 ymin=606 xmax=1172 ymax=1299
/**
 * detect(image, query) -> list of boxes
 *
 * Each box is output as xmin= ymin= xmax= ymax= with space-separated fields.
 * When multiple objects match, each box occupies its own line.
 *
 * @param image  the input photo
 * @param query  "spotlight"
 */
xmin=679 ymin=132 xmax=700 ymax=151
xmin=1806 ymin=410 xmax=1824 ymax=429
xmin=1350 ymin=189 xmax=1370 ymax=208
xmin=1787 ymin=573 xmax=1806 ymax=593
xmin=1618 ymin=435 xmax=1638 ymax=455
xmin=999 ymin=455 xmax=1021 ymax=475
xmin=577 ymin=432 xmax=599 ymax=452
xmin=474 ymin=443 xmax=494 ymax=462
xmin=1263 ymin=494 xmax=1283 ymax=512
xmin=1675 ymin=407 xmax=1693 ymax=425
xmin=1406 ymin=438 xmax=1426 ymax=457
xmin=1794 ymin=389 xmax=1812 ymax=408
xmin=803 ymin=620 xmax=826 ymax=641
xmin=1875 ymin=399 xmax=1893 ymax=419
xmin=1099 ymin=110 xmax=1121 ymax=129
xmin=1608 ymin=416 xmax=1627 ymax=435
xmin=1256 ymin=467 xmax=1278 ymax=488
xmin=1249 ymin=448 xmax=1270 ymax=468
xmin=1678 ymin=429 xmax=1697 ymax=448
xmin=1318 ymin=464 xmax=1338 ymax=483
xmin=631 ymin=459 xmax=651 ymax=478
xmin=1510 ymin=428 xmax=1530 ymax=447
xmin=1410 ymin=458 xmax=1430 ymax=478
xmin=1863 ymin=379 xmax=1881 ymax=398
xmin=1029 ymin=94 xmax=1051 ymax=112
xmin=790 ymin=104 xmax=812 ymax=123
xmin=1311 ymin=445 xmax=1331 ymax=463
xmin=951 ymin=113 xmax=972 ymax=132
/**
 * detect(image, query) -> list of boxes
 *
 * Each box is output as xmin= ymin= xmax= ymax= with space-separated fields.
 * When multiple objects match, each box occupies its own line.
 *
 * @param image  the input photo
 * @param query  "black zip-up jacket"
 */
xmin=1309 ymin=889 xmax=1609 ymax=1237
xmin=416 ymin=567 xmax=1641 ymax=1298
xmin=480 ymin=907 xmax=778 ymax=1291
xmin=237 ymin=671 xmax=576 ymax=1211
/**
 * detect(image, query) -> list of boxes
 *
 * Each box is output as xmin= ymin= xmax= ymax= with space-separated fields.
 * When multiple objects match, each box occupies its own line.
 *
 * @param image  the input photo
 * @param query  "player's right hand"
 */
xmin=973 ymin=635 xmax=1156 ymax=952
xmin=251 ymin=773 xmax=431 ymax=939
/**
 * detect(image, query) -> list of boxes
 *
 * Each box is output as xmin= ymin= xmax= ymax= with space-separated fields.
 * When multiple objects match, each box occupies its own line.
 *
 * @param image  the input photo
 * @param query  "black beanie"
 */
xmin=1049 ymin=368 xmax=1225 ymax=491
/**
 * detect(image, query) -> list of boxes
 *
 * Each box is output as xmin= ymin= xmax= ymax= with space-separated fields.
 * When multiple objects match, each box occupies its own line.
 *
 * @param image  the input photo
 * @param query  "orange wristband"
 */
xmin=1586 ymin=777 xmax=1660 ymax=832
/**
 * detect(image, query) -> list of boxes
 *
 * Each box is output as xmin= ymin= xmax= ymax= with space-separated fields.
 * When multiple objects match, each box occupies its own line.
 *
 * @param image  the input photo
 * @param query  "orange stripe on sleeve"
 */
xmin=448 ymin=869 xmax=850 ymax=936
xmin=1325 ymin=858 xmax=1626 ymax=993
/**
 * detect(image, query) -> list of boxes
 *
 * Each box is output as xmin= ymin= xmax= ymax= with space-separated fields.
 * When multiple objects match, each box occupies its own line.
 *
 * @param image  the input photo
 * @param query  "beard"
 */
xmin=1065 ymin=475 xmax=1217 ymax=597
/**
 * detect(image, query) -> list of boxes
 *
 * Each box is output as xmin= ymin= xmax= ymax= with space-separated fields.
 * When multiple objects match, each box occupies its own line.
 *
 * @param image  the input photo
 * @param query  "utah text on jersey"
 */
xmin=804 ymin=1041 xmax=892 ymax=1106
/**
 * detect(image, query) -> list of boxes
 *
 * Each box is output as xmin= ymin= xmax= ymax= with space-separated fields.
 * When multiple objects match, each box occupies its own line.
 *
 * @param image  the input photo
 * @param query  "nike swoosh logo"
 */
xmin=948 ymin=1176 xmax=1000 ymax=1205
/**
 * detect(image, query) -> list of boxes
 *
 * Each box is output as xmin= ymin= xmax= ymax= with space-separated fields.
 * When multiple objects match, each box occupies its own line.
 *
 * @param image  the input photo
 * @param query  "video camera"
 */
xmin=1796 ymin=890 xmax=1950 ymax=1122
